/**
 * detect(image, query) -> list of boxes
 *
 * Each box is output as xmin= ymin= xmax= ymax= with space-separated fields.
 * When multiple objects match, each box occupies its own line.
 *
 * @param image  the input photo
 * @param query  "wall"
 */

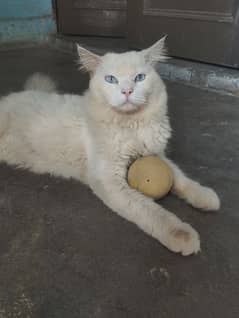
xmin=0 ymin=0 xmax=56 ymax=43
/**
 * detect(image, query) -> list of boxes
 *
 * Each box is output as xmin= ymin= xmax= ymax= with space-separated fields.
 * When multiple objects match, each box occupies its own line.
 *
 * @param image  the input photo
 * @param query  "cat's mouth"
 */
xmin=113 ymin=102 xmax=145 ymax=114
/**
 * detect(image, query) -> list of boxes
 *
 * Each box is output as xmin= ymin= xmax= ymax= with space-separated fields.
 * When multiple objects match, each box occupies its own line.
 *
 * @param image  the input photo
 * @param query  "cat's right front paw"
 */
xmin=161 ymin=222 xmax=201 ymax=256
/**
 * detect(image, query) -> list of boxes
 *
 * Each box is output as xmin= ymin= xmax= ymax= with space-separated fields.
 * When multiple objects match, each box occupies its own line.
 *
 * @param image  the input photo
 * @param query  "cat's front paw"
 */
xmin=185 ymin=183 xmax=220 ymax=211
xmin=162 ymin=222 xmax=201 ymax=256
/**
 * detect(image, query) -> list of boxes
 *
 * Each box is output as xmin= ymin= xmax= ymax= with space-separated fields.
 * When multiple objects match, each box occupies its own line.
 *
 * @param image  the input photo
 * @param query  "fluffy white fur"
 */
xmin=24 ymin=72 xmax=57 ymax=92
xmin=0 ymin=38 xmax=220 ymax=255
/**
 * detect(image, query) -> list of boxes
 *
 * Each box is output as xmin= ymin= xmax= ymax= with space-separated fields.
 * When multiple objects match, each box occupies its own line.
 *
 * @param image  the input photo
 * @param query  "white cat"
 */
xmin=0 ymin=37 xmax=220 ymax=255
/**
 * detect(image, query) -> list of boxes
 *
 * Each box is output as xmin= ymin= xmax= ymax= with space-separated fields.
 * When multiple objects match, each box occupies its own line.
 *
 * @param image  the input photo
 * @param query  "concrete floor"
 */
xmin=0 ymin=46 xmax=239 ymax=318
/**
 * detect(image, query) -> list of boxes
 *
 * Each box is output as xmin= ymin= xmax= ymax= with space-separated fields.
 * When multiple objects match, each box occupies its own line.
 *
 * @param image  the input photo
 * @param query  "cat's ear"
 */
xmin=141 ymin=36 xmax=168 ymax=65
xmin=76 ymin=44 xmax=102 ymax=73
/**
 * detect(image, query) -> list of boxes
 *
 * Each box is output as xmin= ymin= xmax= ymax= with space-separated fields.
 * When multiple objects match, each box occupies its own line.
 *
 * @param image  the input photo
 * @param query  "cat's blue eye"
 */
xmin=105 ymin=75 xmax=118 ymax=84
xmin=134 ymin=73 xmax=146 ymax=82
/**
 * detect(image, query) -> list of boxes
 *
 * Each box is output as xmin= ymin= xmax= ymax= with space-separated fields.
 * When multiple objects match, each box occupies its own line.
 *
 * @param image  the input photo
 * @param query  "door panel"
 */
xmin=144 ymin=0 xmax=234 ymax=13
xmin=57 ymin=0 xmax=127 ymax=37
xmin=128 ymin=0 xmax=239 ymax=67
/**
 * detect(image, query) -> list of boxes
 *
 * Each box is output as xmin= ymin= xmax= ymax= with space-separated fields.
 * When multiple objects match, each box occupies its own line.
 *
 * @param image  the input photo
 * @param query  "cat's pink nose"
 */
xmin=121 ymin=88 xmax=134 ymax=97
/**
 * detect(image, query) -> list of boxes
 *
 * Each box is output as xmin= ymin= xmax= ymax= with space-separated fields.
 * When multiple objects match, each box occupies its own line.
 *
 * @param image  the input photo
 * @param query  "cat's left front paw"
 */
xmin=186 ymin=183 xmax=220 ymax=211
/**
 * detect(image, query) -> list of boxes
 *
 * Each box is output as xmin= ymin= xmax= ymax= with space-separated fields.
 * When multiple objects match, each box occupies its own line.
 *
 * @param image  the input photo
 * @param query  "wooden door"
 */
xmin=127 ymin=0 xmax=239 ymax=68
xmin=57 ymin=0 xmax=127 ymax=37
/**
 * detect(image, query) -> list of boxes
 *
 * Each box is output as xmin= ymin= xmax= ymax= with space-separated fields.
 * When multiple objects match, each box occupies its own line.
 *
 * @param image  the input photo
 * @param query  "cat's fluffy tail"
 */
xmin=24 ymin=73 xmax=57 ymax=93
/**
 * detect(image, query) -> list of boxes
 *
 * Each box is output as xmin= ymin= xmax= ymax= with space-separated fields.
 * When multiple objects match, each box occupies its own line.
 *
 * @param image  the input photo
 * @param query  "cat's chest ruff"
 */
xmin=109 ymin=119 xmax=170 ymax=159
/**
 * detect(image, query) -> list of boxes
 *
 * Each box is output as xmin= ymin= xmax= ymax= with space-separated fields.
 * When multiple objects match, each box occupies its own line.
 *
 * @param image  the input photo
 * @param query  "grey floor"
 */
xmin=0 ymin=45 xmax=239 ymax=318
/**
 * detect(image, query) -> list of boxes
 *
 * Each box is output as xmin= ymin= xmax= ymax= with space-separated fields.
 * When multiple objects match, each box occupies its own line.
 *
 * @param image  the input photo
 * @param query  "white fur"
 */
xmin=0 ymin=38 xmax=220 ymax=255
xmin=24 ymin=73 xmax=57 ymax=93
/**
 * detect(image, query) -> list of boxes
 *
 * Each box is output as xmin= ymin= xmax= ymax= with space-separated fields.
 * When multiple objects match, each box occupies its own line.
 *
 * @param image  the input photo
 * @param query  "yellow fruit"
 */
xmin=127 ymin=156 xmax=173 ymax=199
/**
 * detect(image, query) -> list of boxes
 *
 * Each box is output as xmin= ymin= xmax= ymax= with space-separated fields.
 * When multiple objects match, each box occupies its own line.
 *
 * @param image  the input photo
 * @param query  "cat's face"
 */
xmin=77 ymin=37 xmax=167 ymax=114
xmin=92 ymin=52 xmax=158 ymax=113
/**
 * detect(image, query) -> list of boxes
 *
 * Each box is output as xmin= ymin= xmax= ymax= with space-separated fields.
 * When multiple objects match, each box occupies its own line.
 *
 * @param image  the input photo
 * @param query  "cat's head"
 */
xmin=77 ymin=37 xmax=167 ymax=114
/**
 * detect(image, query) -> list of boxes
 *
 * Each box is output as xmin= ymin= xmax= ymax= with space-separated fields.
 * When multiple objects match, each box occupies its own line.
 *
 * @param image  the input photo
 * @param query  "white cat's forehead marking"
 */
xmin=100 ymin=51 xmax=146 ymax=76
